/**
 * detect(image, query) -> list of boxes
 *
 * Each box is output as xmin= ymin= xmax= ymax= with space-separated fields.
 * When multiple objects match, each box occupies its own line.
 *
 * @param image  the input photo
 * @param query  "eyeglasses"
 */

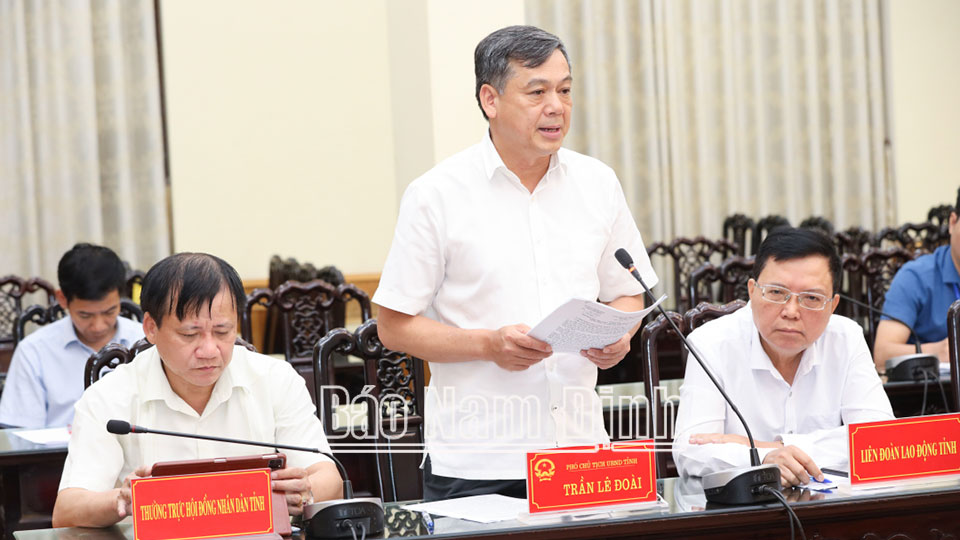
xmin=753 ymin=282 xmax=831 ymax=311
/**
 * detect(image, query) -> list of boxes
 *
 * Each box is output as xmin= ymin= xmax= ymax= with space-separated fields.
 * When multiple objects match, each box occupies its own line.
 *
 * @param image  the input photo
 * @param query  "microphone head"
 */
xmin=614 ymin=248 xmax=634 ymax=270
xmin=106 ymin=419 xmax=132 ymax=435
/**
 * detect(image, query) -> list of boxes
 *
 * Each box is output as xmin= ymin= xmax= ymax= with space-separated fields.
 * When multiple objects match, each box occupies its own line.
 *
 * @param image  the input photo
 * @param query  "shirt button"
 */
xmin=787 ymin=430 xmax=793 ymax=434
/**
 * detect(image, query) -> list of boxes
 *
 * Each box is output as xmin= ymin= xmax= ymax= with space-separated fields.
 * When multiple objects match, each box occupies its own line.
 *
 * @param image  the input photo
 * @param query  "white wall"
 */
xmin=161 ymin=0 xmax=525 ymax=279
xmin=161 ymin=0 xmax=397 ymax=279
xmin=888 ymin=0 xmax=960 ymax=222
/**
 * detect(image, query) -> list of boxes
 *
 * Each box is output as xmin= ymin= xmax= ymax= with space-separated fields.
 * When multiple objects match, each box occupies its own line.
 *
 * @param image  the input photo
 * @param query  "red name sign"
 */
xmin=849 ymin=413 xmax=960 ymax=484
xmin=131 ymin=469 xmax=275 ymax=540
xmin=526 ymin=440 xmax=656 ymax=514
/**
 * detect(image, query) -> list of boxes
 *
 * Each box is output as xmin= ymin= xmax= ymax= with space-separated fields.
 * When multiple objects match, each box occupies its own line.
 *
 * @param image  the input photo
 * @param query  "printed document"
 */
xmin=528 ymin=295 xmax=666 ymax=353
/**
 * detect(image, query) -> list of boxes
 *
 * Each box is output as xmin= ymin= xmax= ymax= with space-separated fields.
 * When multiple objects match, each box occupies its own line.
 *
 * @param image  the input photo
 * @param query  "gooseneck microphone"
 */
xmin=614 ymin=249 xmax=780 ymax=504
xmin=837 ymin=294 xmax=940 ymax=382
xmin=106 ymin=420 xmax=384 ymax=538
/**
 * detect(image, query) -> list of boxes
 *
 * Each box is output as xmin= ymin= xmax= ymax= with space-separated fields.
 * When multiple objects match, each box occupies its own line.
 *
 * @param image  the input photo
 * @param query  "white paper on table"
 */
xmin=401 ymin=494 xmax=528 ymax=523
xmin=13 ymin=427 xmax=71 ymax=445
xmin=528 ymin=295 xmax=667 ymax=353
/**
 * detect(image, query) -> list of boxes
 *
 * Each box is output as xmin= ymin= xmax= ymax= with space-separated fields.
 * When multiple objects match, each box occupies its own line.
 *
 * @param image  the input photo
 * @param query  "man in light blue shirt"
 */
xmin=874 ymin=188 xmax=959 ymax=372
xmin=0 ymin=244 xmax=143 ymax=428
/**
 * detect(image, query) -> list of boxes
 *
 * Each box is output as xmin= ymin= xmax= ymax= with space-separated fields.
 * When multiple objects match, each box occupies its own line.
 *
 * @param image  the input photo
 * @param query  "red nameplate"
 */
xmin=849 ymin=413 xmax=960 ymax=485
xmin=526 ymin=440 xmax=656 ymax=514
xmin=131 ymin=468 xmax=275 ymax=540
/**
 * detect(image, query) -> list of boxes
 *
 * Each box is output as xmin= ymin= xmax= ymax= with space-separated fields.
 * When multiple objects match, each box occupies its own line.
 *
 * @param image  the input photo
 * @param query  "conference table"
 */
xmin=13 ymin=474 xmax=960 ymax=539
xmin=0 ymin=429 xmax=68 ymax=540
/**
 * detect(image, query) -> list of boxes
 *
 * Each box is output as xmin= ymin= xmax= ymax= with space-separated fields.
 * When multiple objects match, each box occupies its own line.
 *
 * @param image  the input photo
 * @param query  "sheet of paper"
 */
xmin=528 ymin=295 xmax=666 ymax=353
xmin=402 ymin=494 xmax=528 ymax=523
xmin=13 ymin=427 xmax=71 ymax=445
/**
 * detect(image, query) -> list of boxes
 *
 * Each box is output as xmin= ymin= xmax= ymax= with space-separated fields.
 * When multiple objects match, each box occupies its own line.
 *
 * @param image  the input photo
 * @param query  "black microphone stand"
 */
xmin=614 ymin=249 xmax=780 ymax=504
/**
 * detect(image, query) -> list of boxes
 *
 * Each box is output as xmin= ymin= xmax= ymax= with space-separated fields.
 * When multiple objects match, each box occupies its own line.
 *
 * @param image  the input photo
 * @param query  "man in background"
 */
xmin=374 ymin=25 xmax=657 ymax=500
xmin=0 ymin=243 xmax=143 ymax=428
xmin=874 ymin=187 xmax=960 ymax=372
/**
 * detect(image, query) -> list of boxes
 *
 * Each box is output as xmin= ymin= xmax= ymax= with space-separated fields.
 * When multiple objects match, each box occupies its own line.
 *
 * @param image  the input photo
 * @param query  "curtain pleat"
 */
xmin=1 ymin=0 xmax=169 ymax=280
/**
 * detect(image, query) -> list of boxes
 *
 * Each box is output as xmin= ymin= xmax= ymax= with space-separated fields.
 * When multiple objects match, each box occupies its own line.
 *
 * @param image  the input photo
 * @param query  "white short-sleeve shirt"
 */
xmin=59 ymin=345 xmax=331 ymax=492
xmin=672 ymin=303 xmax=894 ymax=477
xmin=373 ymin=133 xmax=658 ymax=479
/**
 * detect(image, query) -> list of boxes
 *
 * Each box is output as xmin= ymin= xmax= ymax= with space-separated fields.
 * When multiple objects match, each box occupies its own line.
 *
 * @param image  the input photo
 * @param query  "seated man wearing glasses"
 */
xmin=672 ymin=227 xmax=893 ymax=487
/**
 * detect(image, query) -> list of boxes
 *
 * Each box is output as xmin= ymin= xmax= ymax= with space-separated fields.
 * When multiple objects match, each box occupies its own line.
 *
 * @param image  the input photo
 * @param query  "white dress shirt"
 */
xmin=373 ymin=133 xmax=658 ymax=480
xmin=672 ymin=303 xmax=893 ymax=477
xmin=59 ymin=345 xmax=331 ymax=492
xmin=0 ymin=316 xmax=143 ymax=428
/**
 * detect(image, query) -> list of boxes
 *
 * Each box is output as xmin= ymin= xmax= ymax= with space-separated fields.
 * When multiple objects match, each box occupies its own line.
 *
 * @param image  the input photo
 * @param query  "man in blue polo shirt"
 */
xmin=874 ymin=188 xmax=960 ymax=372
xmin=0 ymin=244 xmax=143 ymax=428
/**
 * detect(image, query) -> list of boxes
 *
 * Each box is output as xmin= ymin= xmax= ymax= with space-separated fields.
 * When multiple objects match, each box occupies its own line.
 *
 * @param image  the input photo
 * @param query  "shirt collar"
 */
xmin=938 ymin=246 xmax=960 ymax=285
xmin=479 ymin=130 xmax=567 ymax=183
xmin=57 ymin=315 xmax=135 ymax=352
xmin=139 ymin=345 xmax=250 ymax=416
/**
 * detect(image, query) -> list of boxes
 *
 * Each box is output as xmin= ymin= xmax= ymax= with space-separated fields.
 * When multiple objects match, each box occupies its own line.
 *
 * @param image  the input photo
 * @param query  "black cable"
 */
xmin=359 ymin=522 xmax=367 ymax=540
xmin=760 ymin=486 xmax=807 ymax=540
xmin=920 ymin=369 xmax=930 ymax=416
xmin=935 ymin=371 xmax=950 ymax=412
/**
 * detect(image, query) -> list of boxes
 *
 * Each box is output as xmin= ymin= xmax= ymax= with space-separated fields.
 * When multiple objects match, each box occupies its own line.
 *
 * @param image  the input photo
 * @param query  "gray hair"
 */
xmin=474 ymin=25 xmax=570 ymax=120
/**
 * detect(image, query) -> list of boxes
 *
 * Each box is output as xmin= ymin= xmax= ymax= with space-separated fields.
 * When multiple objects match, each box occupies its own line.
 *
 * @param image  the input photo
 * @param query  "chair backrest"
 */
xmin=688 ymin=256 xmax=754 ymax=307
xmin=683 ymin=300 xmax=748 ymax=334
xmin=84 ymin=338 xmax=153 ymax=388
xmin=897 ymin=221 xmax=945 ymax=254
xmin=313 ymin=319 xmax=425 ymax=502
xmin=722 ymin=214 xmax=755 ymax=256
xmin=259 ymin=279 xmax=372 ymax=405
xmin=646 ymin=237 xmax=739 ymax=313
xmin=948 ymin=299 xmax=960 ymax=413
xmin=844 ymin=248 xmax=916 ymax=349
xmin=264 ymin=257 xmax=346 ymax=354
xmin=0 ymin=276 xmax=56 ymax=346
xmin=125 ymin=269 xmax=145 ymax=300
xmin=927 ymin=204 xmax=953 ymax=230
xmin=15 ymin=299 xmax=144 ymax=347
xmin=833 ymin=226 xmax=873 ymax=256
xmin=798 ymin=216 xmax=835 ymax=236
xmin=84 ymin=336 xmax=257 ymax=388
xmin=639 ymin=310 xmax=684 ymax=478
xmin=752 ymin=215 xmax=791 ymax=254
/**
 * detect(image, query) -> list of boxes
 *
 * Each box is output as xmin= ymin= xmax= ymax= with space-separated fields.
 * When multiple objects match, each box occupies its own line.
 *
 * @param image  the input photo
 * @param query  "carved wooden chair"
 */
xmin=928 ymin=204 xmax=954 ymax=238
xmin=798 ymin=216 xmax=835 ymax=236
xmin=0 ymin=277 xmax=56 ymax=368
xmin=639 ymin=310 xmax=684 ymax=478
xmin=84 ymin=337 xmax=257 ymax=388
xmin=14 ymin=299 xmax=143 ymax=347
xmin=688 ymin=256 xmax=754 ymax=307
xmin=124 ymin=269 xmax=145 ymax=300
xmin=646 ymin=237 xmax=739 ymax=313
xmin=722 ymin=214 xmax=754 ymax=256
xmin=752 ymin=215 xmax=791 ymax=255
xmin=833 ymin=226 xmax=873 ymax=256
xmin=842 ymin=248 xmax=916 ymax=349
xmin=948 ymin=300 xmax=960 ymax=413
xmin=314 ymin=319 xmax=425 ymax=502
xmin=897 ymin=222 xmax=945 ymax=254
xmin=684 ymin=300 xmax=747 ymax=333
xmin=245 ymin=279 xmax=372 ymax=403
xmin=264 ymin=256 xmax=346 ymax=354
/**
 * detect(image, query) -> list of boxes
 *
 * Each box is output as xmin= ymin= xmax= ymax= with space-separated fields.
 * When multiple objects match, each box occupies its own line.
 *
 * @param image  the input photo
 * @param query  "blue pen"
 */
xmin=421 ymin=511 xmax=435 ymax=534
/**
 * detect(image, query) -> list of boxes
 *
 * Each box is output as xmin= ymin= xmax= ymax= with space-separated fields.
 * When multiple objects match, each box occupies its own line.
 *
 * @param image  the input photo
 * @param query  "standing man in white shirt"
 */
xmin=374 ymin=25 xmax=658 ymax=501
xmin=0 ymin=243 xmax=143 ymax=428
xmin=672 ymin=227 xmax=894 ymax=487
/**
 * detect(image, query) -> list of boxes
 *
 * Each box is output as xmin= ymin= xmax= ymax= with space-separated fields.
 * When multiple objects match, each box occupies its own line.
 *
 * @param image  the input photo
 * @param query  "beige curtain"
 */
xmin=526 ymin=0 xmax=895 ymax=248
xmin=0 ymin=0 xmax=169 ymax=281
